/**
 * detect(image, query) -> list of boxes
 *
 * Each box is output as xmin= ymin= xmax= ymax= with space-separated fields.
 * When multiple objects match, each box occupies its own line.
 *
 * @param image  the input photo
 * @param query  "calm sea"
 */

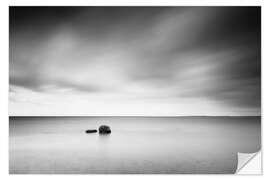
xmin=9 ymin=116 xmax=261 ymax=174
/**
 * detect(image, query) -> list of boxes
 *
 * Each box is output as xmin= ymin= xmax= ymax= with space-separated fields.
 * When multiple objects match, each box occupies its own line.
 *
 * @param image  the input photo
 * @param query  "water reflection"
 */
xmin=9 ymin=116 xmax=261 ymax=174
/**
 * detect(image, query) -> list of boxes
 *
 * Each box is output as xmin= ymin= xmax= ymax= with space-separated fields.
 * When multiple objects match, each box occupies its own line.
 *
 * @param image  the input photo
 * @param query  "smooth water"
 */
xmin=9 ymin=116 xmax=261 ymax=174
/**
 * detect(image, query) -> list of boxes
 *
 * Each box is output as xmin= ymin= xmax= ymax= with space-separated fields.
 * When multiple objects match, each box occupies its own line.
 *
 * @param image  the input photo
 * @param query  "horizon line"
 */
xmin=9 ymin=115 xmax=261 ymax=117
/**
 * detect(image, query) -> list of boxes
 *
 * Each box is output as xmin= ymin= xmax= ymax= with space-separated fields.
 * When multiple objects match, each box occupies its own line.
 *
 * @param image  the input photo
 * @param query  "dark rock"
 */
xmin=85 ymin=129 xmax=97 ymax=133
xmin=98 ymin=125 xmax=111 ymax=134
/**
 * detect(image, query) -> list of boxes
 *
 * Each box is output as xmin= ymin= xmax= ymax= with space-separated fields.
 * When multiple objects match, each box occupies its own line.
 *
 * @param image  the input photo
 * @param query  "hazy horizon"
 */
xmin=9 ymin=115 xmax=261 ymax=117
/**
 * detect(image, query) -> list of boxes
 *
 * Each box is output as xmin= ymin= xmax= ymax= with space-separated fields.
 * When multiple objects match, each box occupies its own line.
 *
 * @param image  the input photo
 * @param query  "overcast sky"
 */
xmin=9 ymin=7 xmax=260 ymax=116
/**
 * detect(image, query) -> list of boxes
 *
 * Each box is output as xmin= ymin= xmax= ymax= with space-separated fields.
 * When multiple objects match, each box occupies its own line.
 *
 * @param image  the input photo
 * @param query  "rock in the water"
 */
xmin=99 ymin=125 xmax=111 ymax=134
xmin=85 ymin=129 xmax=97 ymax=133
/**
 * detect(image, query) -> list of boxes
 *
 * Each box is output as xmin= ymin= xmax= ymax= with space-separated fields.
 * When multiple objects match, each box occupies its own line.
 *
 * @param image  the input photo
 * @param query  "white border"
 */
xmin=1 ymin=0 xmax=268 ymax=179
xmin=6 ymin=0 xmax=263 ymax=6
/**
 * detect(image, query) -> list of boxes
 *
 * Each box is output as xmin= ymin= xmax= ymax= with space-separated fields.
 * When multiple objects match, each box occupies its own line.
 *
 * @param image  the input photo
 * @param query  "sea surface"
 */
xmin=9 ymin=116 xmax=261 ymax=174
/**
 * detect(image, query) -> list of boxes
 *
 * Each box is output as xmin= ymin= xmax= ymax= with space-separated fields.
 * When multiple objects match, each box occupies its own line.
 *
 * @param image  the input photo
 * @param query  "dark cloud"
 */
xmin=9 ymin=7 xmax=261 ymax=115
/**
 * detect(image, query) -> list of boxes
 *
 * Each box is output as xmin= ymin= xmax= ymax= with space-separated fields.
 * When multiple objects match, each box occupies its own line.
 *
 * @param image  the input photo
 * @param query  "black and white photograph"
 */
xmin=9 ymin=6 xmax=261 ymax=174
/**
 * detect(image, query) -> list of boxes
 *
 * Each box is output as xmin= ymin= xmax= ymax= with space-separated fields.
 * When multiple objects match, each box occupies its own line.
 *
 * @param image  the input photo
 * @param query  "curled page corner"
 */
xmin=235 ymin=150 xmax=262 ymax=174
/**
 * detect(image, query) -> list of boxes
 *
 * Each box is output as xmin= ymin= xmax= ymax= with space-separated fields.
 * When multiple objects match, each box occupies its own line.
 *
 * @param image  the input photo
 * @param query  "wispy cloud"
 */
xmin=9 ymin=7 xmax=260 ymax=116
